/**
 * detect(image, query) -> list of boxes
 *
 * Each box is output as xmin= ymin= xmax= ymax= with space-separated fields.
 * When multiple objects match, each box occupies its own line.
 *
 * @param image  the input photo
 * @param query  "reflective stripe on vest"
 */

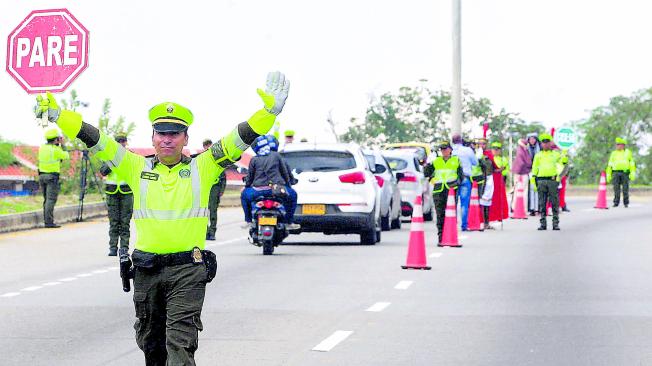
xmin=133 ymin=158 xmax=204 ymax=220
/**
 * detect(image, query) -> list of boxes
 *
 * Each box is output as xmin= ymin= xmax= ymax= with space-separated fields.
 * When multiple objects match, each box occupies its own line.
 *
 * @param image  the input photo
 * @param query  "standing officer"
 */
xmin=100 ymin=132 xmax=133 ymax=256
xmin=606 ymin=137 xmax=636 ymax=208
xmin=491 ymin=142 xmax=510 ymax=184
xmin=283 ymin=129 xmax=295 ymax=145
xmin=35 ymin=71 xmax=290 ymax=365
xmin=424 ymin=141 xmax=464 ymax=245
xmin=531 ymin=133 xmax=569 ymax=231
xmin=202 ymin=139 xmax=227 ymax=241
xmin=38 ymin=128 xmax=69 ymax=228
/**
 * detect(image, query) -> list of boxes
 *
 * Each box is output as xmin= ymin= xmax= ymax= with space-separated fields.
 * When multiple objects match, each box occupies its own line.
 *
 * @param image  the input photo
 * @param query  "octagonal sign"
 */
xmin=6 ymin=9 xmax=89 ymax=94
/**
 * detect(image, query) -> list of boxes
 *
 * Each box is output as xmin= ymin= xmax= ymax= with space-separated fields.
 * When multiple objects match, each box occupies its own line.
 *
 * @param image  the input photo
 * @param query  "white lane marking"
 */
xmin=430 ymin=253 xmax=443 ymax=258
xmin=312 ymin=331 xmax=354 ymax=352
xmin=20 ymin=286 xmax=42 ymax=292
xmin=43 ymin=282 xmax=62 ymax=286
xmin=107 ymin=266 xmax=119 ymax=271
xmin=1 ymin=292 xmax=21 ymax=298
xmin=394 ymin=281 xmax=413 ymax=290
xmin=366 ymin=302 xmax=391 ymax=312
xmin=76 ymin=273 xmax=93 ymax=278
xmin=459 ymin=235 xmax=468 ymax=240
xmin=92 ymin=269 xmax=108 ymax=274
xmin=59 ymin=277 xmax=77 ymax=282
xmin=212 ymin=236 xmax=248 ymax=247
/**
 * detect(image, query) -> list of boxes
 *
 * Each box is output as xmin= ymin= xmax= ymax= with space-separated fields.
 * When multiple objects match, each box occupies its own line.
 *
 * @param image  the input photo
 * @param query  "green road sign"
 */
xmin=555 ymin=127 xmax=576 ymax=149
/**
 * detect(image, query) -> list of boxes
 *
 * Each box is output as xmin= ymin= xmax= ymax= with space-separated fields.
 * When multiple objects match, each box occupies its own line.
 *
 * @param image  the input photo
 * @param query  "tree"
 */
xmin=572 ymin=87 xmax=652 ymax=184
xmin=0 ymin=136 xmax=16 ymax=168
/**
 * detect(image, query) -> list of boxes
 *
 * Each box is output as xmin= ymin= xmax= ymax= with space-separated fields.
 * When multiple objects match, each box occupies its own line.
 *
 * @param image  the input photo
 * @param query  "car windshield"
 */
xmin=282 ymin=150 xmax=357 ymax=173
xmin=385 ymin=157 xmax=408 ymax=171
xmin=387 ymin=146 xmax=427 ymax=162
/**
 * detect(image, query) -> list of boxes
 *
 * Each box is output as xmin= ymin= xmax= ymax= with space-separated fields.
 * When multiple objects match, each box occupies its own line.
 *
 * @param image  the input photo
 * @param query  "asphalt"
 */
xmin=0 ymin=197 xmax=651 ymax=366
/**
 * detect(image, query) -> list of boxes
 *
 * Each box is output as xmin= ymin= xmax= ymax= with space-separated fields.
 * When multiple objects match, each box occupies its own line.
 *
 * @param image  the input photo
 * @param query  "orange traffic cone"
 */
xmin=511 ymin=175 xmax=527 ymax=219
xmin=401 ymin=195 xmax=431 ymax=270
xmin=439 ymin=188 xmax=461 ymax=247
xmin=467 ymin=181 xmax=483 ymax=231
xmin=594 ymin=171 xmax=609 ymax=209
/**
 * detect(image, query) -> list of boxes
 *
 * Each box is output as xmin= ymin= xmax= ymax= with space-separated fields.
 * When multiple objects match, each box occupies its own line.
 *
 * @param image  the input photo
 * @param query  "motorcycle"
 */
xmin=248 ymin=195 xmax=289 ymax=255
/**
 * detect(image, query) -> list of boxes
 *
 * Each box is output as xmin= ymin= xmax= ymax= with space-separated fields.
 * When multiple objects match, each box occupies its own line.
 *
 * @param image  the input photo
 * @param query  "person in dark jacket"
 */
xmin=241 ymin=135 xmax=299 ymax=229
xmin=525 ymin=133 xmax=541 ymax=216
xmin=202 ymin=139 xmax=228 ymax=240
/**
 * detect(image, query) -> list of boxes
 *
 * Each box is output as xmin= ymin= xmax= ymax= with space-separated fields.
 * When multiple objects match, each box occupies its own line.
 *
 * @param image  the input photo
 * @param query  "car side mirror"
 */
xmin=395 ymin=172 xmax=405 ymax=181
xmin=374 ymin=164 xmax=387 ymax=174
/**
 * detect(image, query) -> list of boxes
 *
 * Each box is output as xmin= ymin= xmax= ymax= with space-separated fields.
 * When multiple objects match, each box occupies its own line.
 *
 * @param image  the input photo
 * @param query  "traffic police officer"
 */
xmin=425 ymin=141 xmax=464 ymax=245
xmin=491 ymin=142 xmax=510 ymax=184
xmin=38 ymin=127 xmax=69 ymax=228
xmin=202 ymin=138 xmax=227 ymax=241
xmin=531 ymin=133 xmax=569 ymax=231
xmin=100 ymin=132 xmax=133 ymax=256
xmin=606 ymin=137 xmax=636 ymax=208
xmin=283 ymin=129 xmax=295 ymax=145
xmin=35 ymin=71 xmax=290 ymax=365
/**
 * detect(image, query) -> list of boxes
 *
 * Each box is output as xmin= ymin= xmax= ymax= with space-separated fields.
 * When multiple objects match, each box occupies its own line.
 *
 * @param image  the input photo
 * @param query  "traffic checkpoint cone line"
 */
xmin=439 ymin=188 xmax=461 ymax=247
xmin=511 ymin=175 xmax=528 ymax=219
xmin=467 ymin=181 xmax=483 ymax=231
xmin=402 ymin=195 xmax=431 ymax=270
xmin=594 ymin=171 xmax=609 ymax=209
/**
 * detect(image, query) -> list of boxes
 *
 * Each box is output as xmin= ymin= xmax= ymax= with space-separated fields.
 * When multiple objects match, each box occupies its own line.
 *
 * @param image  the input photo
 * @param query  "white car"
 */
xmin=363 ymin=149 xmax=402 ymax=231
xmin=381 ymin=150 xmax=435 ymax=221
xmin=281 ymin=143 xmax=382 ymax=245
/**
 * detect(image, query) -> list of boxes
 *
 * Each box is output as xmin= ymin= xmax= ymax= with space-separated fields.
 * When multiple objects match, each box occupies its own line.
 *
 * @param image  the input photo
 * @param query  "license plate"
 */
xmin=259 ymin=217 xmax=277 ymax=226
xmin=303 ymin=204 xmax=326 ymax=215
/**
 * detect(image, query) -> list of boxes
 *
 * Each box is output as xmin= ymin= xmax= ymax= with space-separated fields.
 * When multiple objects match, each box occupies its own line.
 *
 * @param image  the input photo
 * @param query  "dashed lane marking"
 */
xmin=59 ymin=277 xmax=77 ymax=282
xmin=42 ymin=282 xmax=62 ymax=286
xmin=20 ymin=286 xmax=42 ymax=292
xmin=366 ymin=302 xmax=391 ymax=312
xmin=394 ymin=281 xmax=413 ymax=290
xmin=312 ymin=331 xmax=354 ymax=352
xmin=205 ymin=236 xmax=248 ymax=248
xmin=76 ymin=273 xmax=93 ymax=278
xmin=1 ymin=292 xmax=21 ymax=298
xmin=92 ymin=269 xmax=108 ymax=274
xmin=430 ymin=253 xmax=443 ymax=258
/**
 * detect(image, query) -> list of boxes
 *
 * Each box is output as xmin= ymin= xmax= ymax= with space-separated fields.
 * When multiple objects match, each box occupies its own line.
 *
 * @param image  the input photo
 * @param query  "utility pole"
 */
xmin=451 ymin=0 xmax=462 ymax=136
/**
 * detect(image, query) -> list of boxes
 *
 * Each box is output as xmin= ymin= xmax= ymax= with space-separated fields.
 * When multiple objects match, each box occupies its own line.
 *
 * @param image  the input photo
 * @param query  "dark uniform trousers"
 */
xmin=107 ymin=192 xmax=133 ymax=250
xmin=475 ymin=180 xmax=490 ymax=224
xmin=612 ymin=171 xmax=629 ymax=206
xmin=134 ymin=263 xmax=206 ymax=366
xmin=39 ymin=173 xmax=60 ymax=225
xmin=537 ymin=178 xmax=559 ymax=227
xmin=433 ymin=186 xmax=459 ymax=242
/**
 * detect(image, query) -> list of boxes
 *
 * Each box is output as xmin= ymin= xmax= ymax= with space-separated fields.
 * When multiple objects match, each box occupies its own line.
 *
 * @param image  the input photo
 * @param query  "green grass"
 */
xmin=0 ymin=194 xmax=104 ymax=215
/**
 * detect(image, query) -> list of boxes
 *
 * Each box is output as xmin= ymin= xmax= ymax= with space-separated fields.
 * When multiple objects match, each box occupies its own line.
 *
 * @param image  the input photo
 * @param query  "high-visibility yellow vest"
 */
xmin=470 ymin=163 xmax=484 ymax=184
xmin=532 ymin=150 xmax=564 ymax=178
xmin=430 ymin=156 xmax=460 ymax=193
xmin=104 ymin=169 xmax=132 ymax=194
xmin=90 ymin=127 xmax=251 ymax=254
xmin=38 ymin=144 xmax=69 ymax=173
xmin=607 ymin=149 xmax=635 ymax=173
xmin=494 ymin=155 xmax=510 ymax=177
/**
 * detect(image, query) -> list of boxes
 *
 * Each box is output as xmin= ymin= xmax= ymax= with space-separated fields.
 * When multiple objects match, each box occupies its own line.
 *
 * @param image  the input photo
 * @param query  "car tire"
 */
xmin=360 ymin=210 xmax=378 ymax=245
xmin=380 ymin=212 xmax=391 ymax=231
xmin=391 ymin=214 xmax=401 ymax=229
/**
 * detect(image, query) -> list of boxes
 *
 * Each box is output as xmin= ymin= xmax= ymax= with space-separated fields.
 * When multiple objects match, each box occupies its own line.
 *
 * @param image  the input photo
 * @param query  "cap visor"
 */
xmin=153 ymin=122 xmax=187 ymax=133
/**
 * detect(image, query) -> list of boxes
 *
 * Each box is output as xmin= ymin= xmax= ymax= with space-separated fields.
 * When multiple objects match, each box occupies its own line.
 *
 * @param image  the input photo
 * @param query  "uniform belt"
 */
xmin=536 ymin=176 xmax=556 ymax=181
xmin=612 ymin=170 xmax=629 ymax=173
xmin=38 ymin=172 xmax=60 ymax=177
xmin=132 ymin=249 xmax=206 ymax=268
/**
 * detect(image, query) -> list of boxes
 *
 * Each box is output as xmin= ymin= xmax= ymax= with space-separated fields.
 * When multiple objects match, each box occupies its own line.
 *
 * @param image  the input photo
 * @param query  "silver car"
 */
xmin=382 ymin=150 xmax=435 ymax=221
xmin=363 ymin=149 xmax=402 ymax=231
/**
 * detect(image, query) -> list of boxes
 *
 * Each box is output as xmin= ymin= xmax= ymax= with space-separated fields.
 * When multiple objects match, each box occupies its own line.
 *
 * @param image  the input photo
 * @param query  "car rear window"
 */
xmin=387 ymin=146 xmax=427 ymax=162
xmin=282 ymin=151 xmax=357 ymax=172
xmin=385 ymin=157 xmax=408 ymax=171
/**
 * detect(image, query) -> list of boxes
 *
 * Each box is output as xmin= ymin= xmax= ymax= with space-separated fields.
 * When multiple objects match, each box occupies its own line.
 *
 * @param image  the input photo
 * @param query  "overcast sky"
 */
xmin=2 ymin=0 xmax=651 ymax=148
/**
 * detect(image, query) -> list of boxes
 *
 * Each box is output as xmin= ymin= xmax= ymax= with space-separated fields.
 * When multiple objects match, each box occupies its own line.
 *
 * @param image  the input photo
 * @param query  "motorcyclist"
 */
xmin=241 ymin=135 xmax=299 ymax=230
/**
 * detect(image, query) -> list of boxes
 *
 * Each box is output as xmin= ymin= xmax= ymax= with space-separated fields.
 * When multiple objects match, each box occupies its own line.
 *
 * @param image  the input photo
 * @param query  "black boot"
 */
xmin=108 ymin=248 xmax=118 ymax=256
xmin=552 ymin=224 xmax=560 ymax=231
xmin=537 ymin=225 xmax=546 ymax=231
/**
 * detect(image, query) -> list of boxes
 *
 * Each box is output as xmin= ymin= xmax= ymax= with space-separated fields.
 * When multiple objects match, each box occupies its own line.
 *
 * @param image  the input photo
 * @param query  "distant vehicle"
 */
xmin=363 ymin=149 xmax=402 ymax=231
xmin=281 ymin=143 xmax=382 ymax=245
xmin=384 ymin=142 xmax=433 ymax=166
xmin=248 ymin=194 xmax=289 ymax=255
xmin=382 ymin=150 xmax=434 ymax=221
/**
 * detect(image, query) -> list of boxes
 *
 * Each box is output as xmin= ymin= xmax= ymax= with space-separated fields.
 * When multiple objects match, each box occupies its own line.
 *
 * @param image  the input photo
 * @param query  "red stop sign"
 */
xmin=6 ymin=9 xmax=89 ymax=94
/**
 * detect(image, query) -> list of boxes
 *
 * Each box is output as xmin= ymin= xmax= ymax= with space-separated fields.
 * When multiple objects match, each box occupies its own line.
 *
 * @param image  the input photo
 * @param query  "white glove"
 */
xmin=257 ymin=71 xmax=290 ymax=115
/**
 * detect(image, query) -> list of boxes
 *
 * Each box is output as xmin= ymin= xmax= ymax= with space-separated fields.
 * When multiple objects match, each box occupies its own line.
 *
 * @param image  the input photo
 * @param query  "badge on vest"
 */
xmin=179 ymin=169 xmax=191 ymax=178
xmin=141 ymin=171 xmax=159 ymax=181
xmin=192 ymin=247 xmax=203 ymax=263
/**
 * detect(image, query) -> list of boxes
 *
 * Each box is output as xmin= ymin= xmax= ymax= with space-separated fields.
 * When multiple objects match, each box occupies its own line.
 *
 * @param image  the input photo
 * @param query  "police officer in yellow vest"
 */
xmin=530 ymin=133 xmax=569 ymax=231
xmin=491 ymin=142 xmax=510 ymax=184
xmin=606 ymin=137 xmax=636 ymax=208
xmin=38 ymin=128 xmax=70 ymax=228
xmin=202 ymin=138 xmax=227 ymax=241
xmin=35 ymin=71 xmax=290 ymax=365
xmin=100 ymin=132 xmax=134 ymax=256
xmin=424 ymin=141 xmax=464 ymax=245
